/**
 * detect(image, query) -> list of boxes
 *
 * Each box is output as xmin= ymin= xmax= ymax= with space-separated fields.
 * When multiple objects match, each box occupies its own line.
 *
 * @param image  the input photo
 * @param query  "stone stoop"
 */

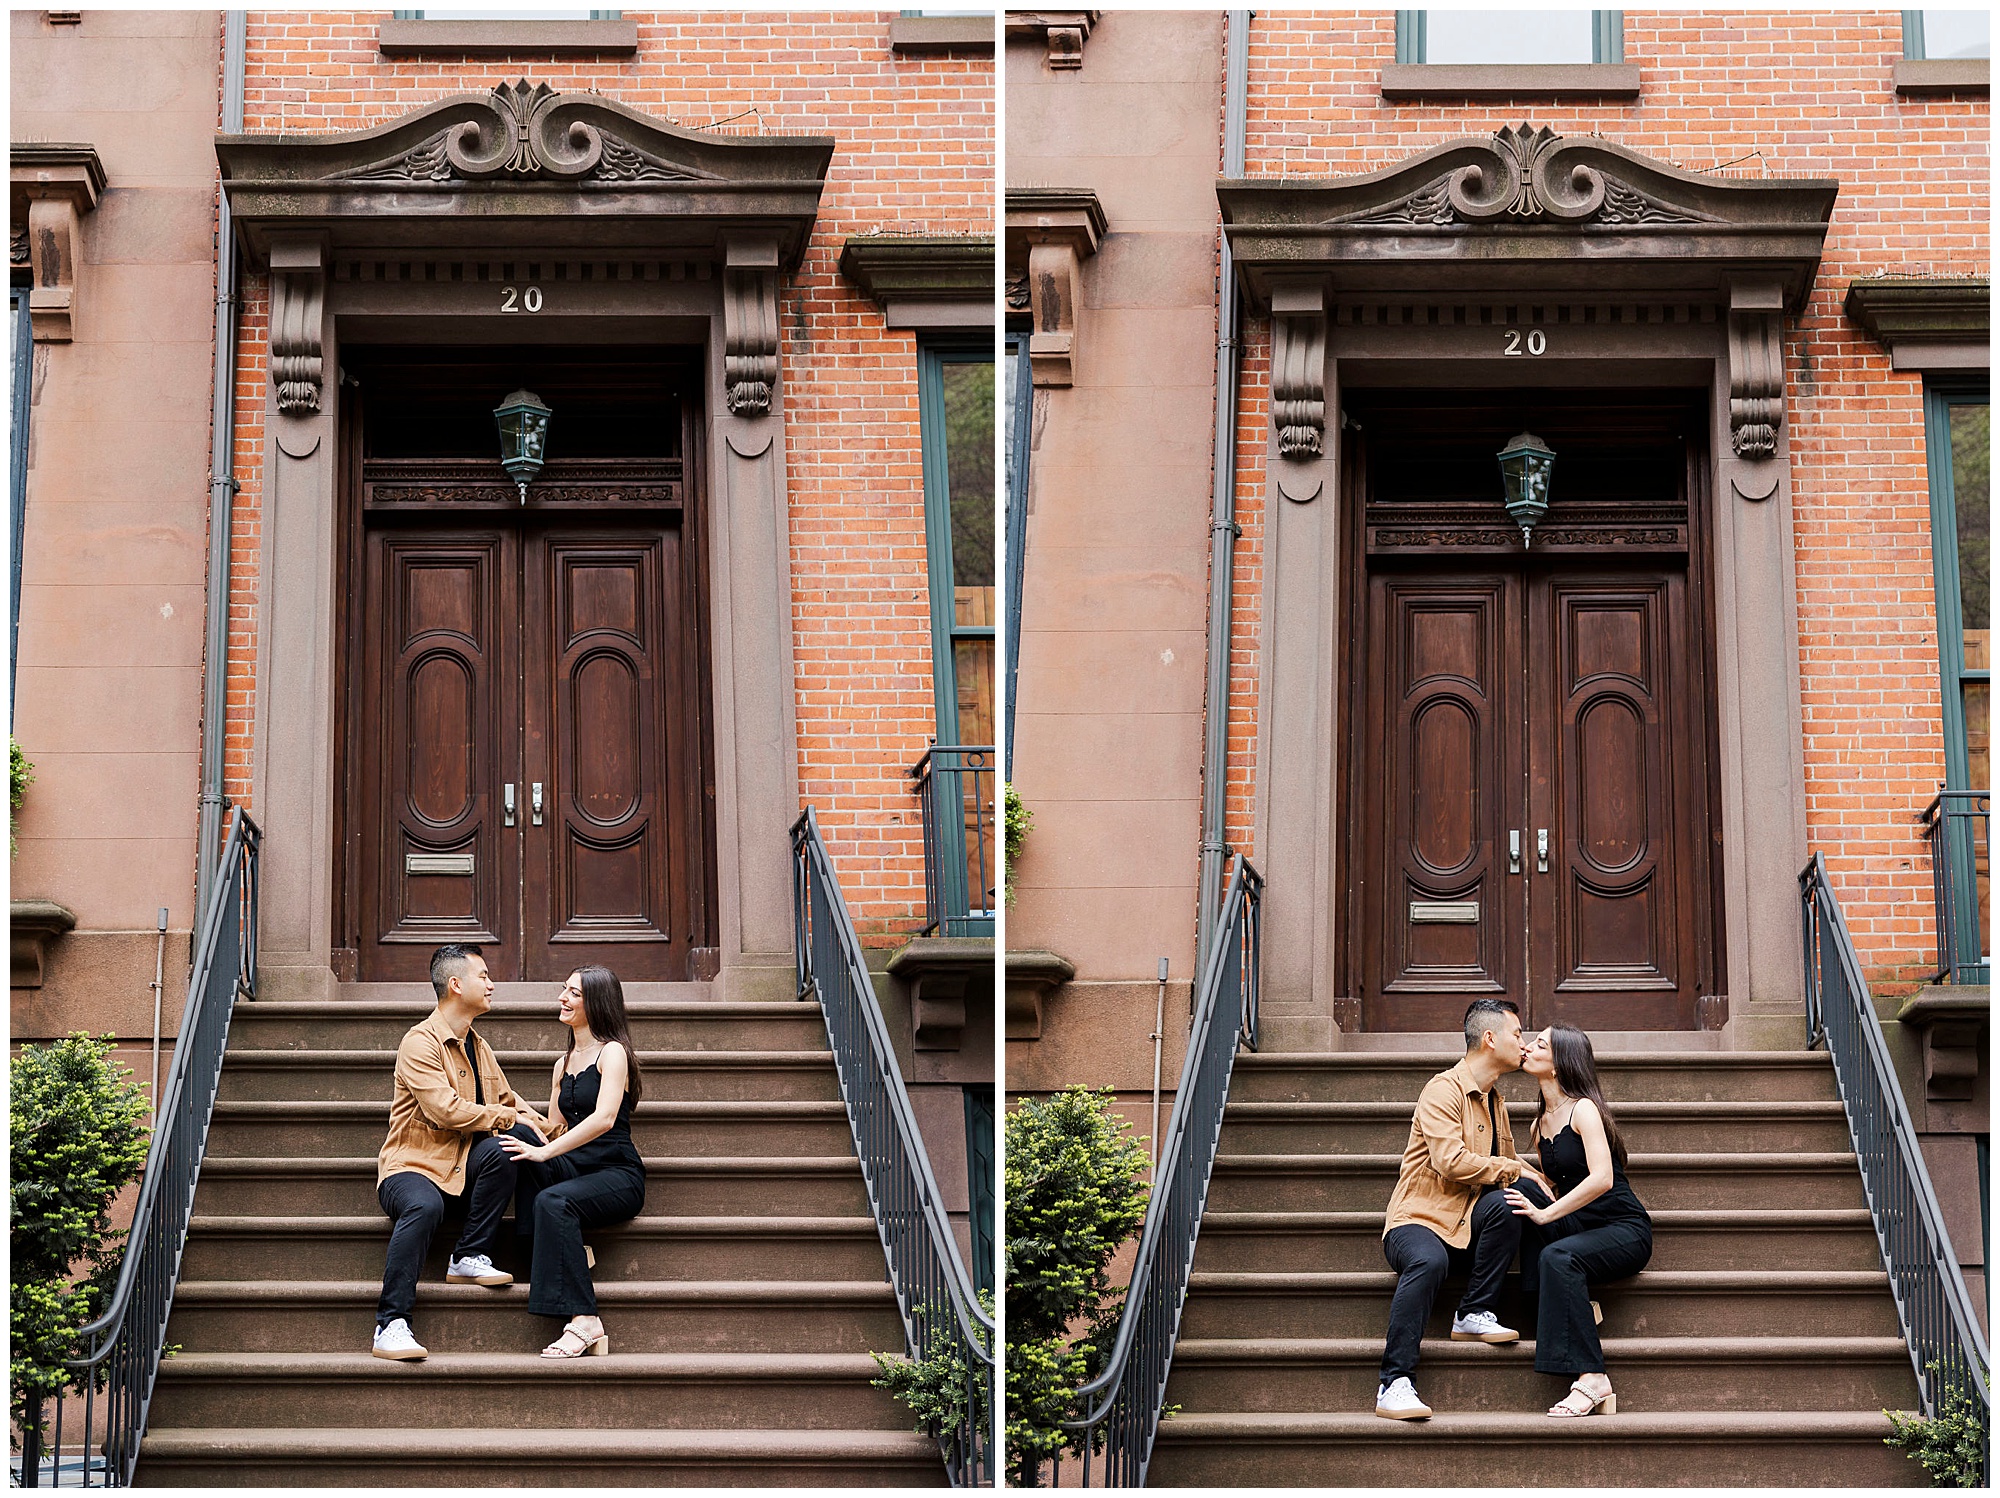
xmin=136 ymin=991 xmax=944 ymax=1487
xmin=1147 ymin=1050 xmax=1927 ymax=1488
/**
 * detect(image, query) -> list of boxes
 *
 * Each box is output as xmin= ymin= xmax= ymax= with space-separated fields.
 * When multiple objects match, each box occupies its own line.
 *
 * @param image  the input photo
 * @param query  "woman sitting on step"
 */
xmin=1503 ymin=1023 xmax=1653 ymax=1418
xmin=499 ymin=964 xmax=647 ymax=1358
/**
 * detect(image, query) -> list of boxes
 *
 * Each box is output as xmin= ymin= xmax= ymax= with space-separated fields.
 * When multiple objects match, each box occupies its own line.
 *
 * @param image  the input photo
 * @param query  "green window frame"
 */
xmin=1903 ymin=10 xmax=1991 ymax=60
xmin=1395 ymin=9 xmax=1622 ymax=64
xmin=1925 ymin=379 xmax=1990 ymax=794
xmin=917 ymin=340 xmax=996 ymax=749
xmin=962 ymin=1083 xmax=995 ymax=1299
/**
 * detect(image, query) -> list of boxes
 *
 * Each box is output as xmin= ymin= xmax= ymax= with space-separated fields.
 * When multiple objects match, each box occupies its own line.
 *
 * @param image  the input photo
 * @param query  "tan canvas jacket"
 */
xmin=375 ymin=1011 xmax=561 ymax=1191
xmin=1381 ymin=1057 xmax=1523 ymax=1248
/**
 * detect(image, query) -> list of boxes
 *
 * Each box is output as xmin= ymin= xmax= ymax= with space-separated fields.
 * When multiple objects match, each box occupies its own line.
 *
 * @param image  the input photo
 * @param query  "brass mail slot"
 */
xmin=406 ymin=853 xmax=475 ymax=877
xmin=1410 ymin=900 xmax=1479 ymax=924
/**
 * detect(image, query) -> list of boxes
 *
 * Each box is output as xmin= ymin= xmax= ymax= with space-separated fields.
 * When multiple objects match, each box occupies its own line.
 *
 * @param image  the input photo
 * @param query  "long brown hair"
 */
xmin=567 ymin=964 xmax=642 ymax=1103
xmin=1533 ymin=1022 xmax=1626 ymax=1171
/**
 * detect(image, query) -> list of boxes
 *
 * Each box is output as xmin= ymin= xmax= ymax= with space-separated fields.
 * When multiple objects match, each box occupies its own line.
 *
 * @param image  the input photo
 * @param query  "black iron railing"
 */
xmin=16 ymin=810 xmax=260 ymax=1487
xmin=1922 ymin=789 xmax=1989 ymax=986
xmin=791 ymin=808 xmax=996 ymax=1485
xmin=1053 ymin=855 xmax=1263 ymax=1487
xmin=912 ymin=745 xmax=995 ymax=939
xmin=1800 ymin=852 xmax=1989 ymax=1453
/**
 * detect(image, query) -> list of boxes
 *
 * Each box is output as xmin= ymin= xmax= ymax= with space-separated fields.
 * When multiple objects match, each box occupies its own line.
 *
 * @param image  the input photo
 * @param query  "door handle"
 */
xmin=503 ymin=783 xmax=516 ymax=827
xmin=1508 ymin=830 xmax=1522 ymax=875
xmin=1537 ymin=828 xmax=1550 ymax=874
xmin=531 ymin=782 xmax=544 ymax=826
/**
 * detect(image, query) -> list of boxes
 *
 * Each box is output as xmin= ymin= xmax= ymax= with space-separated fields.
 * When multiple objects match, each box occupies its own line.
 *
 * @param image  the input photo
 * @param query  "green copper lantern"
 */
xmin=1497 ymin=431 xmax=1556 ymax=547
xmin=493 ymin=389 xmax=551 ymax=503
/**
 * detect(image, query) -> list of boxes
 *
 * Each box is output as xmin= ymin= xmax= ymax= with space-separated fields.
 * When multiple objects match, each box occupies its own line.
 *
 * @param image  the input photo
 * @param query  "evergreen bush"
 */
xmin=10 ymin=1034 xmax=151 ymax=1430
xmin=10 ymin=735 xmax=33 ymax=854
xmin=1003 ymin=1086 xmax=1150 ymax=1484
xmin=1002 ymin=784 xmax=1032 ymax=906
xmin=1885 ymin=1370 xmax=1989 ymax=1487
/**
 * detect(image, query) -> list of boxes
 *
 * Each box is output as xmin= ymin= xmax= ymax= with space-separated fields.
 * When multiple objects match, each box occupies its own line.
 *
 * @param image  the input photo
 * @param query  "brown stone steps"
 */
xmin=1164 ymin=1335 xmax=1921 ymax=1415
xmin=191 ymin=1157 xmax=870 ymax=1217
xmin=228 ymin=999 xmax=828 ymax=1053
xmin=1177 ymin=1270 xmax=1900 ymax=1340
xmin=181 ymin=1214 xmax=886 ymax=1282
xmin=214 ymin=1050 xmax=840 ymax=1103
xmin=1191 ymin=1208 xmax=1885 ymax=1274
xmin=1144 ymin=1410 xmax=1923 ymax=1487
xmin=133 ymin=1425 xmax=945 ymax=1487
xmin=205 ymin=1099 xmax=857 ymax=1158
xmin=1219 ymin=1100 xmax=1853 ymax=1155
xmin=162 ymin=1280 xmax=905 ymax=1356
xmin=148 ymin=1351 xmax=909 ymax=1432
xmin=1204 ymin=1153 xmax=1866 ymax=1212
xmin=1230 ymin=1052 xmax=1838 ymax=1104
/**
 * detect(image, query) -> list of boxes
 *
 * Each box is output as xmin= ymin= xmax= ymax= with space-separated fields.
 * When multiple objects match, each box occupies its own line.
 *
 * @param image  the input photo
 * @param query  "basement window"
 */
xmin=1383 ymin=9 xmax=1640 ymax=99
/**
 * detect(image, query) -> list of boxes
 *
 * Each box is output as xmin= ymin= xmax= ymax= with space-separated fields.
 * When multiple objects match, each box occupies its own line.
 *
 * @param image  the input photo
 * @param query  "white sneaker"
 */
xmin=371 ymin=1318 xmax=428 ymax=1361
xmin=446 ymin=1253 xmax=513 ymax=1286
xmin=1450 ymin=1309 xmax=1519 ymax=1343
xmin=1375 ymin=1377 xmax=1433 ymax=1420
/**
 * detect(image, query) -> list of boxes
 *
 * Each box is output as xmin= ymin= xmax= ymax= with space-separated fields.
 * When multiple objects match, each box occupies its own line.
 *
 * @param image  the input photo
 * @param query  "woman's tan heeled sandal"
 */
xmin=1591 ymin=1299 xmax=1603 ymax=1325
xmin=1549 ymin=1381 xmax=1615 ymax=1417
xmin=540 ymin=1322 xmax=610 ymax=1359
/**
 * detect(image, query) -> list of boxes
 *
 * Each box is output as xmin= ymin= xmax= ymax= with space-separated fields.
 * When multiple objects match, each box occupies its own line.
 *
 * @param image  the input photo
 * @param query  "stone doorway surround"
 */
xmin=217 ymin=81 xmax=833 ymax=1003
xmin=1217 ymin=124 xmax=1838 ymax=1051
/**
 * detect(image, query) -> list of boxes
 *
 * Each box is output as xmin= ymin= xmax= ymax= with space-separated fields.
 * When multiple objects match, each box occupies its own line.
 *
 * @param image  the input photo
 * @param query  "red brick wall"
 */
xmin=1220 ymin=10 xmax=1986 ymax=990
xmin=224 ymin=12 xmax=992 ymax=942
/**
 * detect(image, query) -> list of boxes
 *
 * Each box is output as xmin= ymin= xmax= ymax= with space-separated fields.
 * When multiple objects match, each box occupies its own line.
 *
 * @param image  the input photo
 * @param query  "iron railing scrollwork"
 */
xmin=15 ymin=809 xmax=260 ymax=1487
xmin=912 ymin=745 xmax=996 ymax=939
xmin=1800 ymin=852 xmax=1989 ymax=1465
xmin=1054 ymin=855 xmax=1263 ymax=1487
xmin=790 ymin=808 xmax=996 ymax=1485
xmin=1921 ymin=788 xmax=1989 ymax=986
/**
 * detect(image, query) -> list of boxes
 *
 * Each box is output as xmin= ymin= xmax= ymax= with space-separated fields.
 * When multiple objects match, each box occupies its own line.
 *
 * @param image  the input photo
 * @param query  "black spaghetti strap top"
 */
xmin=558 ymin=1056 xmax=644 ymax=1175
xmin=1538 ymin=1119 xmax=1649 ymax=1231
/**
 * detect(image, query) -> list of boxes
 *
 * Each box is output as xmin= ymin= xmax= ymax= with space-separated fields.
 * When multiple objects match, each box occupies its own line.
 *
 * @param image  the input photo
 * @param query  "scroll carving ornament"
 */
xmin=271 ymin=263 xmax=326 ymax=415
xmin=1348 ymin=124 xmax=1719 ymax=229
xmin=1271 ymin=284 xmax=1328 ymax=466
xmin=332 ymin=80 xmax=718 ymax=186
xmin=723 ymin=253 xmax=779 ymax=418
xmin=1727 ymin=289 xmax=1785 ymax=463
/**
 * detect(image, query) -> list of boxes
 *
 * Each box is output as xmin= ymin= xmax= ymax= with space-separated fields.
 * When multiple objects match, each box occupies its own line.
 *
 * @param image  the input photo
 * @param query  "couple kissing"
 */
xmin=1376 ymin=999 xmax=1654 ymax=1421
xmin=370 ymin=945 xmax=647 ymax=1362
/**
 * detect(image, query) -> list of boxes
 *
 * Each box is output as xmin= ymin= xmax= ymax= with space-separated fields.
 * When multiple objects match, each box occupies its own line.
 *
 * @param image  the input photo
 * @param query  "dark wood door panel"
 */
xmin=361 ymin=530 xmax=518 ymax=979
xmin=524 ymin=528 xmax=688 ymax=980
xmin=1363 ymin=571 xmax=1525 ymax=1030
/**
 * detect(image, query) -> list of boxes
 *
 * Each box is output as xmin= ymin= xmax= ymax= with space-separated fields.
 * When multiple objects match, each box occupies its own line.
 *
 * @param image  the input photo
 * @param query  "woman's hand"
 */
xmin=1503 ymin=1186 xmax=1552 ymax=1224
xmin=497 ymin=1133 xmax=550 ymax=1163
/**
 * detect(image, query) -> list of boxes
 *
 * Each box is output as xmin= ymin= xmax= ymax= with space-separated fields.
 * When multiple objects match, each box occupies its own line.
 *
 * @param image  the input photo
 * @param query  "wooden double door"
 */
xmin=1354 ymin=558 xmax=1715 ymax=1031
xmin=352 ymin=515 xmax=705 ymax=982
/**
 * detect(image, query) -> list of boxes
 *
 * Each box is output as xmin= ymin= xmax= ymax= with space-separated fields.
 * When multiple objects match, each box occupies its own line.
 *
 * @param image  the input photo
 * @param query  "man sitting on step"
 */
xmin=1374 ymin=998 xmax=1552 ymax=1420
xmin=371 ymin=943 xmax=559 ymax=1361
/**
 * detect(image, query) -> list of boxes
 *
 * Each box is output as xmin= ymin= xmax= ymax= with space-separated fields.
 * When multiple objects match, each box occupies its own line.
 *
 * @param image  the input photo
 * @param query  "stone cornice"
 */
xmin=1005 ymin=10 xmax=1098 ymax=69
xmin=11 ymin=141 xmax=106 ymax=205
xmin=1845 ymin=275 xmax=1991 ymax=370
xmin=838 ymin=234 xmax=994 ymax=328
xmin=1004 ymin=187 xmax=1107 ymax=259
xmin=11 ymin=142 xmax=105 ymax=341
xmin=217 ymin=80 xmax=833 ymax=267
xmin=1220 ymin=124 xmax=1838 ymax=313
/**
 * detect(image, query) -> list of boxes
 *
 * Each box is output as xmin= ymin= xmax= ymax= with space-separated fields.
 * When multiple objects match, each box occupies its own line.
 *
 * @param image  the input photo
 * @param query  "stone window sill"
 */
xmin=889 ymin=16 xmax=993 ymax=53
xmin=1380 ymin=63 xmax=1642 ymax=101
xmin=1894 ymin=58 xmax=1990 ymax=96
xmin=377 ymin=18 xmax=638 ymax=57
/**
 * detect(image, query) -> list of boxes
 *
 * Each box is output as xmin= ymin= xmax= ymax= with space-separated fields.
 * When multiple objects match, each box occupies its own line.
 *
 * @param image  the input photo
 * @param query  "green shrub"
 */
xmin=1886 ymin=1370 xmax=1989 ymax=1487
xmin=1004 ymin=1086 xmax=1151 ymax=1485
xmin=10 ymin=1035 xmax=151 ymax=1429
xmin=10 ymin=736 xmax=32 ymax=855
xmin=1002 ymin=784 xmax=1032 ymax=907
xmin=870 ymin=1290 xmax=994 ymax=1444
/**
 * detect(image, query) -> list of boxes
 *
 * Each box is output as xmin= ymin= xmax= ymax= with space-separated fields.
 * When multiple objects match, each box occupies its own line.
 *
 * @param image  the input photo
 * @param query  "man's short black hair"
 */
xmin=430 ymin=944 xmax=484 ymax=1002
xmin=1462 ymin=998 xmax=1520 ymax=1052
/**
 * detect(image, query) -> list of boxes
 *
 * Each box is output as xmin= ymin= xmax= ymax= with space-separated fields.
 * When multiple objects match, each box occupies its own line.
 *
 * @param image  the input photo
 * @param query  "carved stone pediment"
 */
xmin=1220 ymin=123 xmax=1837 ymax=312
xmin=218 ymin=81 xmax=832 ymax=265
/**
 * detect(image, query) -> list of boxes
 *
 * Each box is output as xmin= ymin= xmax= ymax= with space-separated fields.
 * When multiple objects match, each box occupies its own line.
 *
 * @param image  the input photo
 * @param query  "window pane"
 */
xmin=1003 ymin=344 xmax=1022 ymax=499
xmin=1424 ymin=10 xmax=1593 ymax=64
xmin=943 ymin=360 xmax=994 ymax=593
xmin=1922 ymin=9 xmax=1990 ymax=58
xmin=1952 ymin=402 xmax=1988 ymax=665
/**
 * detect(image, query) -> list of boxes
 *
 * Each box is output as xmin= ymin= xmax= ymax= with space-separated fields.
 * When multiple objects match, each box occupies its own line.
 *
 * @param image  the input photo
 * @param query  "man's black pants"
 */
xmin=1379 ymin=1183 xmax=1522 ymax=1384
xmin=376 ymin=1125 xmax=535 ymax=1332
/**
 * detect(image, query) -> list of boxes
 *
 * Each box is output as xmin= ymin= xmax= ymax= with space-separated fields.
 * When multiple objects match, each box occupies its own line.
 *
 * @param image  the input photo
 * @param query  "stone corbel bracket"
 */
xmin=1272 ymin=280 xmax=1329 ymax=469
xmin=269 ymin=231 xmax=328 ymax=415
xmin=1004 ymin=188 xmax=1106 ymax=388
xmin=888 ymin=935 xmax=994 ymax=1052
xmin=10 ymin=898 xmax=77 ymax=989
xmin=837 ymin=234 xmax=995 ymax=329
xmin=1726 ymin=278 xmax=1785 ymax=482
xmin=10 ymin=142 xmax=105 ymax=343
xmin=1004 ymin=947 xmax=1075 ymax=1041
xmin=1005 ymin=10 xmax=1099 ymax=70
xmin=1844 ymin=275 xmax=1991 ymax=373
xmin=1896 ymin=987 xmax=1989 ymax=1108
xmin=723 ymin=234 xmax=780 ymax=417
